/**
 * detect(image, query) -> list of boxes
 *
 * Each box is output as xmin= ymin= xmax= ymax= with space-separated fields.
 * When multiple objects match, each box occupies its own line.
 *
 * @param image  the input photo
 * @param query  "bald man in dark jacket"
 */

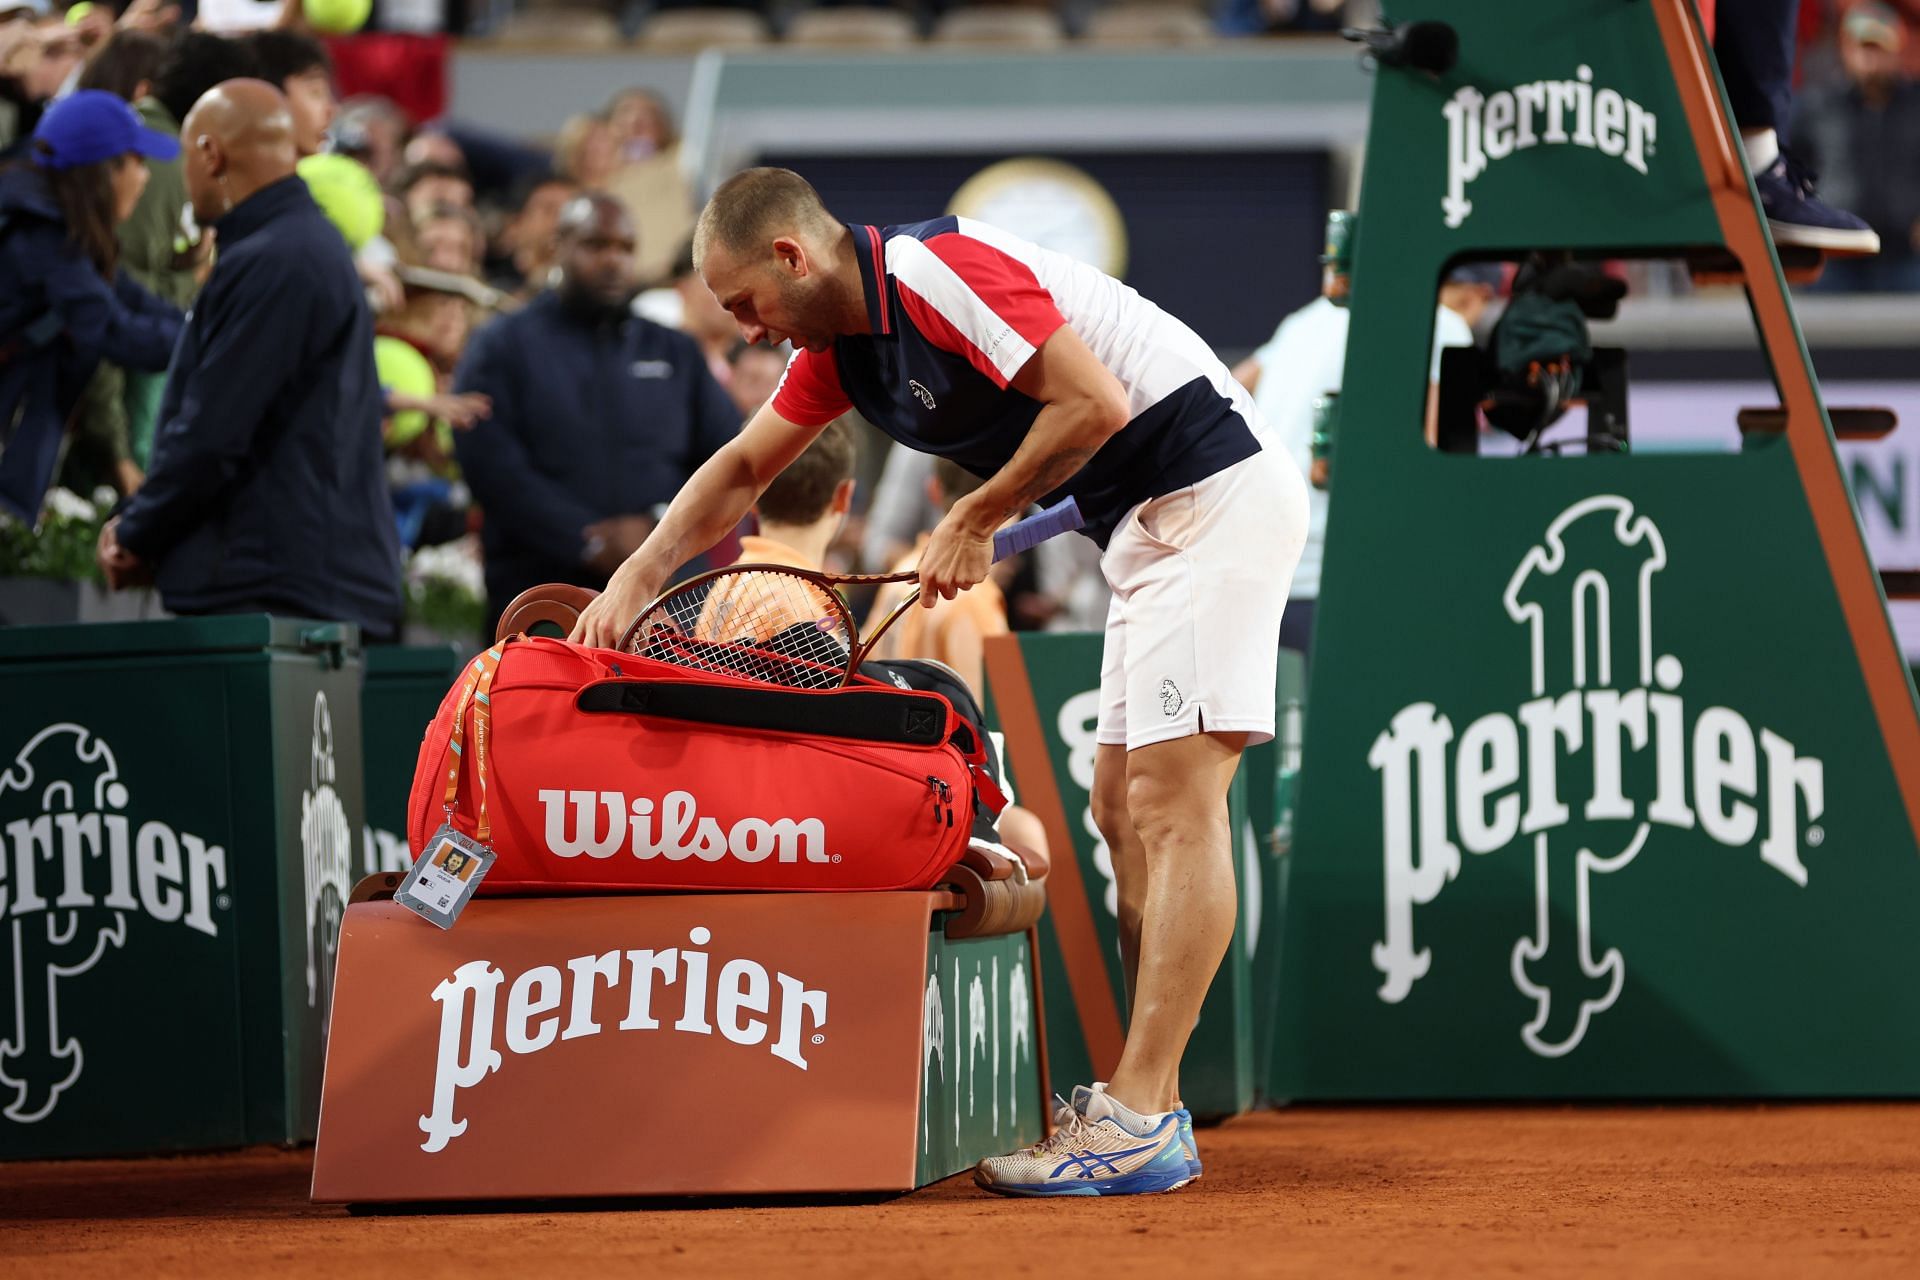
xmin=102 ymin=80 xmax=402 ymax=639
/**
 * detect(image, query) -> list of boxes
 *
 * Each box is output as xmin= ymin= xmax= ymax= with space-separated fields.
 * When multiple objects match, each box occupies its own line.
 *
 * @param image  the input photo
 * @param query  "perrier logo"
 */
xmin=1443 ymin=66 xmax=1657 ymax=229
xmin=1367 ymin=496 xmax=1825 ymax=1056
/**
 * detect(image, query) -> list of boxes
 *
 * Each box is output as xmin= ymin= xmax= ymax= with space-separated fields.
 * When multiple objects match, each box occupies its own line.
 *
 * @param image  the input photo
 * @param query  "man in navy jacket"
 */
xmin=100 ymin=80 xmax=403 ymax=640
xmin=454 ymin=193 xmax=739 ymax=631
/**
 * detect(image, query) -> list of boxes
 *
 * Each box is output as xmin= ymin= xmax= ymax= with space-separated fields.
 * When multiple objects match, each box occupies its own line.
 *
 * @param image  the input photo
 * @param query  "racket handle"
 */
xmin=992 ymin=497 xmax=1084 ymax=562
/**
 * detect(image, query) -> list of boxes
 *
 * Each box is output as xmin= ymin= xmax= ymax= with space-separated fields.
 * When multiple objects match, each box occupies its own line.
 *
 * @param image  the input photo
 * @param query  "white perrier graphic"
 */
xmin=1444 ymin=66 xmax=1657 ymax=229
xmin=1367 ymin=497 xmax=1825 ymax=1057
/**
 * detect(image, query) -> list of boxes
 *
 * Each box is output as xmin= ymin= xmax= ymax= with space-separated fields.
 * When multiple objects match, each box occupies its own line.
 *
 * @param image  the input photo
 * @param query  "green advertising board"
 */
xmin=1277 ymin=0 xmax=1920 ymax=1098
xmin=987 ymin=632 xmax=1258 ymax=1121
xmin=1240 ymin=649 xmax=1305 ymax=1105
xmin=914 ymin=924 xmax=1046 ymax=1185
xmin=360 ymin=644 xmax=462 ymax=880
xmin=0 ymin=616 xmax=365 ymax=1157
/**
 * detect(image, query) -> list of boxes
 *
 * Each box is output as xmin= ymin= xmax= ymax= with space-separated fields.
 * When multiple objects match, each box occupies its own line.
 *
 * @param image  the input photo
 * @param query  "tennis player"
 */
xmin=572 ymin=167 xmax=1307 ymax=1197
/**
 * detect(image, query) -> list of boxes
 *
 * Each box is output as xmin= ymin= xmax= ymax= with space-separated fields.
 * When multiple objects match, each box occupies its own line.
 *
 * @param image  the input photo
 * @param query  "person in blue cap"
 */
xmin=0 ymin=87 xmax=185 ymax=521
xmin=97 ymin=79 xmax=403 ymax=641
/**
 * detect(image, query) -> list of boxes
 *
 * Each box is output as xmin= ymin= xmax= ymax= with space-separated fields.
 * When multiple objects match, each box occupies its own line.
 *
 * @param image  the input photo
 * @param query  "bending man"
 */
xmin=572 ymin=168 xmax=1306 ymax=1198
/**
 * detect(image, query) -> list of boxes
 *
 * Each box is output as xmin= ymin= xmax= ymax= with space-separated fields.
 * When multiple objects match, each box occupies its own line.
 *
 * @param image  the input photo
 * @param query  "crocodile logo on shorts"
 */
xmin=909 ymin=380 xmax=936 ymax=410
xmin=1159 ymin=679 xmax=1183 ymax=717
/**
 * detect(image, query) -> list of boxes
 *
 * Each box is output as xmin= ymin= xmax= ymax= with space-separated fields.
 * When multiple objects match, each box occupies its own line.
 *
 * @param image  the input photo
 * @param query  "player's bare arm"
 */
xmin=916 ymin=326 xmax=1130 ymax=604
xmin=570 ymin=403 xmax=829 ymax=648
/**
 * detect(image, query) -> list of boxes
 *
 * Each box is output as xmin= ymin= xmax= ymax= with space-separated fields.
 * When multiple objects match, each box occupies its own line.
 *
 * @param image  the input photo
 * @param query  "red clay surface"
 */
xmin=5 ymin=1104 xmax=1918 ymax=1278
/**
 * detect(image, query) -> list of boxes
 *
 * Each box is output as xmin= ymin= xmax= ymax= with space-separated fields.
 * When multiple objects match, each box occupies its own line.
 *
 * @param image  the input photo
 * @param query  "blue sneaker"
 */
xmin=975 ymin=1088 xmax=1192 ymax=1197
xmin=1175 ymin=1106 xmax=1202 ymax=1181
xmin=1074 ymin=1084 xmax=1203 ymax=1181
xmin=1756 ymin=153 xmax=1880 ymax=255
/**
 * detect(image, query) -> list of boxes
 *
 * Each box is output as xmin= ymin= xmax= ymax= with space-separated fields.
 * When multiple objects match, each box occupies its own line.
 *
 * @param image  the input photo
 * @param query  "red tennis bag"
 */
xmin=405 ymin=636 xmax=1000 ymax=894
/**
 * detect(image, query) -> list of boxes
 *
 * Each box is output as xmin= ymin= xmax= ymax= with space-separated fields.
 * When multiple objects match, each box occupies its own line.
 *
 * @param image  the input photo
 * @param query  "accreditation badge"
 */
xmin=395 ymin=824 xmax=496 ymax=930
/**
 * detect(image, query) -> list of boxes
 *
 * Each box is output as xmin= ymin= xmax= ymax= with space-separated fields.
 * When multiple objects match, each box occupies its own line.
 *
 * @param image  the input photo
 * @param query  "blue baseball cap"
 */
xmin=32 ymin=90 xmax=181 ymax=171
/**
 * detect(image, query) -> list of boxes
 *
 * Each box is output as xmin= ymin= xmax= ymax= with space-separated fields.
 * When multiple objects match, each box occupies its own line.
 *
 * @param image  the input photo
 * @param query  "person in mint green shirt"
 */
xmin=65 ymin=30 xmax=253 ymax=494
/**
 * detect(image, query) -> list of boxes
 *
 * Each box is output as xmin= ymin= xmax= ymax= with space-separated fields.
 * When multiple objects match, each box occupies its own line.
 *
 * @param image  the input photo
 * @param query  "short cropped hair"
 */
xmin=246 ymin=29 xmax=331 ymax=88
xmin=78 ymin=30 xmax=169 ymax=103
xmin=757 ymin=418 xmax=856 ymax=526
xmin=151 ymin=31 xmax=261 ymax=125
xmin=693 ymin=167 xmax=838 ymax=269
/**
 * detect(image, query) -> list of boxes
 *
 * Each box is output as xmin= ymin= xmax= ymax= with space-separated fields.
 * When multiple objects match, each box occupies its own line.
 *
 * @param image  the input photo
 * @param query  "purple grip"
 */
xmin=992 ymin=497 xmax=1084 ymax=562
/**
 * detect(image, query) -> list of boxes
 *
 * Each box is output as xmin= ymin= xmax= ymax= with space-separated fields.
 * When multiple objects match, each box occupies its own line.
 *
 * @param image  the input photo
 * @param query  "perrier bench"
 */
xmin=310 ymin=587 xmax=1052 ymax=1202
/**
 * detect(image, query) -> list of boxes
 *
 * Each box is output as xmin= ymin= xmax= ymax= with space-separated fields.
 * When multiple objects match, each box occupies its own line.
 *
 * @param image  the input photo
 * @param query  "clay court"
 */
xmin=7 ymin=1103 xmax=1918 ymax=1277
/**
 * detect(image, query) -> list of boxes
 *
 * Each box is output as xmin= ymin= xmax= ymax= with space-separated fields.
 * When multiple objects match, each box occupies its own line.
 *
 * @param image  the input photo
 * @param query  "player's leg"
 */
xmin=1091 ymin=742 xmax=1146 ymax=1007
xmin=1095 ymin=448 xmax=1305 ymax=1129
xmin=975 ymin=448 xmax=1304 ymax=1197
xmin=1092 ymin=742 xmax=1191 ymax=1108
xmin=1102 ymin=729 xmax=1247 ymax=1114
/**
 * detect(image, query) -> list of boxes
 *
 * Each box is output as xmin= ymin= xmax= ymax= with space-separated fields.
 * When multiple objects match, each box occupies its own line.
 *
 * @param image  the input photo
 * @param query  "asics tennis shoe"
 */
xmin=975 ymin=1086 xmax=1191 ymax=1197
xmin=1071 ymin=1083 xmax=1202 ymax=1182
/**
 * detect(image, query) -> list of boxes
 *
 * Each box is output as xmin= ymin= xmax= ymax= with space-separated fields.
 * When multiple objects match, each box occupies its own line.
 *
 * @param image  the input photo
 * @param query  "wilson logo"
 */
xmin=1368 ymin=496 xmax=1824 ymax=1056
xmin=419 ymin=927 xmax=828 ymax=1152
xmin=1443 ymin=66 xmax=1657 ymax=228
xmin=539 ymin=789 xmax=829 ymax=864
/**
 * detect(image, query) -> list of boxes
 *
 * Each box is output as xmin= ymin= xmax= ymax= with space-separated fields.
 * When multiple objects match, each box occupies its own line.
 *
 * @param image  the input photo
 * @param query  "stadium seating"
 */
xmin=931 ymin=5 xmax=1067 ymax=48
xmin=637 ymin=6 xmax=775 ymax=52
xmin=784 ymin=6 xmax=922 ymax=48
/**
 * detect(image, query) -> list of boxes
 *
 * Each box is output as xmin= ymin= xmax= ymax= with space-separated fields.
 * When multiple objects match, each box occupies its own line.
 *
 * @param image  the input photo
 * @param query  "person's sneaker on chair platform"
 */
xmin=975 ymin=1086 xmax=1191 ymax=1197
xmin=1756 ymin=153 xmax=1881 ymax=254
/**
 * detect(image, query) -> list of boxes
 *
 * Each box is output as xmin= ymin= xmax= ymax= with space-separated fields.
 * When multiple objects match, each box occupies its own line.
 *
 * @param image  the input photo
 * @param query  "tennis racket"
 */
xmin=617 ymin=497 xmax=1084 ymax=690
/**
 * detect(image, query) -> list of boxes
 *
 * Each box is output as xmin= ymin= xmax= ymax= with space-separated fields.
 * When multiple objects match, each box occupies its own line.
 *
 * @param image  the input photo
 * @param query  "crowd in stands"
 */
xmin=0 ymin=0 xmax=1099 ymax=661
xmin=3 ymin=0 xmax=1918 ymax=655
xmin=409 ymin=1 xmax=1383 ymax=44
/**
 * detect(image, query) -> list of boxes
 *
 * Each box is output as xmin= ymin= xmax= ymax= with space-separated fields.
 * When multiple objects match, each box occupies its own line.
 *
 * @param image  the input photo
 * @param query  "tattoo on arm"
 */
xmin=996 ymin=447 xmax=1097 ymax=521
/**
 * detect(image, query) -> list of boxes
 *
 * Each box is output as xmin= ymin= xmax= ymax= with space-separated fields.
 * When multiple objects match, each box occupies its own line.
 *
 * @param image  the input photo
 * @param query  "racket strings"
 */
xmin=627 ymin=567 xmax=859 ymax=691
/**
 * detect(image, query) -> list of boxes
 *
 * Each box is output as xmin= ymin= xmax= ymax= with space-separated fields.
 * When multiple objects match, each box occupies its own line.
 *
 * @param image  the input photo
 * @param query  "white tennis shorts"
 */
xmin=1095 ymin=447 xmax=1308 ymax=751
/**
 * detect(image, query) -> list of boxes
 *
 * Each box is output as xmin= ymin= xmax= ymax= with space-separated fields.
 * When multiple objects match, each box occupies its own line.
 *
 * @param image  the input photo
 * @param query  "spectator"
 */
xmin=99 ymin=79 xmax=403 ymax=639
xmin=413 ymin=201 xmax=484 ymax=275
xmin=453 ymin=192 xmax=739 ymax=633
xmin=74 ymin=26 xmax=166 ymax=104
xmin=1232 ymin=257 xmax=1348 ymax=661
xmin=727 ymin=340 xmax=786 ymax=417
xmin=633 ymin=240 xmax=737 ymax=384
xmin=1794 ymin=2 xmax=1920 ymax=290
xmin=401 ymin=127 xmax=464 ymax=174
xmin=1 ymin=11 xmax=86 ymax=160
xmin=245 ymin=29 xmax=334 ymax=159
xmin=484 ymin=171 xmax=575 ymax=296
xmin=696 ymin=417 xmax=857 ymax=643
xmin=102 ymin=27 xmax=261 ymax=464
xmin=395 ymin=155 xmax=472 ymax=224
xmin=0 ymin=89 xmax=183 ymax=521
xmin=554 ymin=112 xmax=617 ymax=189
xmin=869 ymin=458 xmax=1012 ymax=697
xmin=603 ymin=92 xmax=693 ymax=287
xmin=332 ymin=94 xmax=406 ymax=185
xmin=63 ymin=26 xmax=174 ymax=496
xmin=606 ymin=86 xmax=674 ymax=163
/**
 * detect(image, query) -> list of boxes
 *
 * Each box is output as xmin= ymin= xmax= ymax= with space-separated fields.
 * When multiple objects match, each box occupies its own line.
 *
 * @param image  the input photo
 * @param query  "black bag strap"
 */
xmin=576 ymin=678 xmax=954 ymax=749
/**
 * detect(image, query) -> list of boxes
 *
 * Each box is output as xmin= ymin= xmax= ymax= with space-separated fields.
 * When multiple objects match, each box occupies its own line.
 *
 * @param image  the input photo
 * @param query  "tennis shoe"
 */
xmin=1073 ymin=1083 xmax=1202 ymax=1181
xmin=975 ymin=1087 xmax=1190 ymax=1197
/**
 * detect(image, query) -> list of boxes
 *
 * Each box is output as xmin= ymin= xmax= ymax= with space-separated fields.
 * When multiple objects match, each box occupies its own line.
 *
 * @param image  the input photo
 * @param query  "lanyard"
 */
xmin=441 ymin=641 xmax=506 ymax=844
